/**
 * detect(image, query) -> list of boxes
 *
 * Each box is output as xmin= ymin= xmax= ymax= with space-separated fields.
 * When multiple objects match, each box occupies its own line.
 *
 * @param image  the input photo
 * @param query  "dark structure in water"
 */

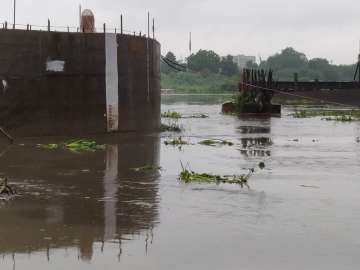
xmin=0 ymin=24 xmax=161 ymax=137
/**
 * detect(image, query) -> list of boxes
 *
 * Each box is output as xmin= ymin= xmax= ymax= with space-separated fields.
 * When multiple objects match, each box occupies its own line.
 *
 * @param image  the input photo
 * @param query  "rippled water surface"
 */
xmin=1 ymin=95 xmax=360 ymax=270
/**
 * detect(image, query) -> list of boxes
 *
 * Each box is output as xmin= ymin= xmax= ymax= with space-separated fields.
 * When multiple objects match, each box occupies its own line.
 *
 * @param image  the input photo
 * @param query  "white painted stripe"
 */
xmin=105 ymin=34 xmax=119 ymax=132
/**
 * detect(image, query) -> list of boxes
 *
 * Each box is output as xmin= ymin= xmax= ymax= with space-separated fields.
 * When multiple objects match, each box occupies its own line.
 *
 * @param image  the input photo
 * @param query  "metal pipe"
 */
xmin=13 ymin=0 xmax=16 ymax=28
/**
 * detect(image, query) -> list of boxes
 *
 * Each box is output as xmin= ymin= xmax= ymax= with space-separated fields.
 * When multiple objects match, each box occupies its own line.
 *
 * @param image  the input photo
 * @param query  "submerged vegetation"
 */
xmin=161 ymin=111 xmax=182 ymax=119
xmin=161 ymin=111 xmax=209 ymax=119
xmin=160 ymin=123 xmax=183 ymax=132
xmin=130 ymin=165 xmax=162 ymax=172
xmin=38 ymin=139 xmax=106 ymax=152
xmin=292 ymin=109 xmax=360 ymax=122
xmin=164 ymin=136 xmax=189 ymax=146
xmin=199 ymin=139 xmax=234 ymax=146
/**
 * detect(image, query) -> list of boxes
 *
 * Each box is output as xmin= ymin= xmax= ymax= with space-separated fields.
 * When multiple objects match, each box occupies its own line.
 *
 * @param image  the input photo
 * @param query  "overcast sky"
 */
xmin=0 ymin=0 xmax=359 ymax=64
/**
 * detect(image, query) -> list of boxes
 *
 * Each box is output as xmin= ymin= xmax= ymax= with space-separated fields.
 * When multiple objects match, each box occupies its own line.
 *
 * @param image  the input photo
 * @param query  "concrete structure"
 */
xmin=0 ymin=28 xmax=161 ymax=137
xmin=233 ymin=54 xmax=256 ymax=69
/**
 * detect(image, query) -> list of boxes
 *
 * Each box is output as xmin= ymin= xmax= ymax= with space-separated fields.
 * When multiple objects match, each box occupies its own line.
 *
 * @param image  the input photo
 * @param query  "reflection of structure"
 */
xmin=237 ymin=124 xmax=272 ymax=158
xmin=0 ymin=135 xmax=160 ymax=261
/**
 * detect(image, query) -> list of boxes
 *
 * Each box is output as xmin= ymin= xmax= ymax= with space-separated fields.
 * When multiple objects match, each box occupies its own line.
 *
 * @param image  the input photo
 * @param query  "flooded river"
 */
xmin=1 ymin=95 xmax=360 ymax=269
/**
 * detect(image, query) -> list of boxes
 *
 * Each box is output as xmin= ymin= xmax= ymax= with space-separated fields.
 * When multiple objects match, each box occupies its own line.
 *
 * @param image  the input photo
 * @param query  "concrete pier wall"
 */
xmin=0 ymin=29 xmax=161 ymax=137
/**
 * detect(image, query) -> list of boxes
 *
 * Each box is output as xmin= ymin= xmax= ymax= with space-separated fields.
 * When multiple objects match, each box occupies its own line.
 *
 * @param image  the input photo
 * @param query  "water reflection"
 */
xmin=237 ymin=124 xmax=272 ymax=158
xmin=0 ymin=134 xmax=160 ymax=262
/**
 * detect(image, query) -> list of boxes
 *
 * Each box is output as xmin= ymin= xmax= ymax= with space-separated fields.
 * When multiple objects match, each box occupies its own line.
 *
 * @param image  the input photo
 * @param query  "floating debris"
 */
xmin=38 ymin=143 xmax=60 ymax=150
xmin=199 ymin=139 xmax=234 ymax=146
xmin=179 ymin=163 xmax=253 ymax=188
xmin=184 ymin=113 xmax=209 ymax=119
xmin=130 ymin=165 xmax=162 ymax=172
xmin=161 ymin=110 xmax=182 ymax=119
xmin=0 ymin=177 xmax=16 ymax=199
xmin=292 ymin=109 xmax=360 ymax=121
xmin=38 ymin=139 xmax=105 ymax=153
xmin=161 ymin=111 xmax=209 ymax=119
xmin=164 ymin=137 xmax=189 ymax=146
xmin=160 ymin=123 xmax=183 ymax=132
xmin=258 ymin=162 xmax=266 ymax=169
xmin=300 ymin=185 xmax=320 ymax=189
xmin=322 ymin=115 xmax=353 ymax=122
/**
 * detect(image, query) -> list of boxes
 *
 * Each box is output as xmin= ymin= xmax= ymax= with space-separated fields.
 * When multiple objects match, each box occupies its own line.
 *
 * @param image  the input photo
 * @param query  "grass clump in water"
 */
xmin=130 ymin=165 xmax=162 ymax=172
xmin=161 ymin=111 xmax=182 ymax=119
xmin=164 ymin=136 xmax=188 ymax=146
xmin=179 ymin=165 xmax=252 ymax=188
xmin=199 ymin=139 xmax=234 ymax=146
xmin=292 ymin=109 xmax=360 ymax=121
xmin=185 ymin=113 xmax=209 ymax=119
xmin=322 ymin=115 xmax=353 ymax=122
xmin=160 ymin=123 xmax=183 ymax=132
xmin=38 ymin=139 xmax=105 ymax=153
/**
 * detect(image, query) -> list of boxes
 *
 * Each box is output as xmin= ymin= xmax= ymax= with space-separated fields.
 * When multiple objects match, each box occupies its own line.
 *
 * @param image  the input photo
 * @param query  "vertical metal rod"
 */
xmin=120 ymin=15 xmax=123 ymax=35
xmin=152 ymin=18 xmax=155 ymax=39
xmin=147 ymin=12 xmax=150 ymax=38
xmin=13 ymin=0 xmax=16 ymax=29
xmin=146 ymin=12 xmax=150 ymax=102
xmin=79 ymin=5 xmax=82 ymax=29
xmin=48 ymin=19 xmax=50 ymax=31
xmin=103 ymin=23 xmax=106 ymax=33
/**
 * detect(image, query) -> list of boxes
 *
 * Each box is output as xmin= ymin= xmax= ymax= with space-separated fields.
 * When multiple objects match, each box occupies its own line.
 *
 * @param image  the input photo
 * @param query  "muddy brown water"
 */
xmin=1 ymin=95 xmax=360 ymax=269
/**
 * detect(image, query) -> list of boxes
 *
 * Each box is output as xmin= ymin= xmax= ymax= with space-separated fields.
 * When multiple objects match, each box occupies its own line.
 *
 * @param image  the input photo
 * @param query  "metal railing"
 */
xmin=0 ymin=18 xmax=156 ymax=39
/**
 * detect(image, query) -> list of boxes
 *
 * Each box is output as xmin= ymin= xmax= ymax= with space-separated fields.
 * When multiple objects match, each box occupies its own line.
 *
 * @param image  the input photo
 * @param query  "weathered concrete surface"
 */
xmin=0 ymin=29 xmax=161 ymax=137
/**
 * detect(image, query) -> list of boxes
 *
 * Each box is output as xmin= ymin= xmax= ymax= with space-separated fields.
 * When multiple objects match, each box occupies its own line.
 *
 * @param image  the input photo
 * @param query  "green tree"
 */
xmin=187 ymin=50 xmax=221 ymax=73
xmin=220 ymin=55 xmax=239 ymax=76
xmin=161 ymin=51 xmax=178 ymax=74
xmin=265 ymin=47 xmax=308 ymax=71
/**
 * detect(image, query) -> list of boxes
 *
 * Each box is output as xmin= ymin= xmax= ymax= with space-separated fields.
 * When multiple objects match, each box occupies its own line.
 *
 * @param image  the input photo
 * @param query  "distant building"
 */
xmin=233 ymin=55 xmax=256 ymax=69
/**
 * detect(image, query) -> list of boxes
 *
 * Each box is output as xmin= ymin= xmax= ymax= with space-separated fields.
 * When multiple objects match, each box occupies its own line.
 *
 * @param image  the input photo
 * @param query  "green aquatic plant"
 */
xmin=161 ymin=111 xmax=182 ymax=119
xmin=185 ymin=113 xmax=209 ymax=119
xmin=130 ymin=165 xmax=162 ymax=172
xmin=199 ymin=139 xmax=234 ymax=146
xmin=65 ymin=140 xmax=106 ymax=152
xmin=164 ymin=136 xmax=189 ymax=146
xmin=38 ymin=143 xmax=60 ymax=150
xmin=38 ymin=139 xmax=105 ymax=153
xmin=160 ymin=123 xmax=183 ymax=132
xmin=292 ymin=109 xmax=360 ymax=121
xmin=179 ymin=163 xmax=253 ymax=188
xmin=322 ymin=115 xmax=353 ymax=122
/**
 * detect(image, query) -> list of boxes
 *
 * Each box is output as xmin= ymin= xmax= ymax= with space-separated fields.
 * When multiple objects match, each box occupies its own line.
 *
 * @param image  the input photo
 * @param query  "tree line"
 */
xmin=161 ymin=47 xmax=357 ymax=81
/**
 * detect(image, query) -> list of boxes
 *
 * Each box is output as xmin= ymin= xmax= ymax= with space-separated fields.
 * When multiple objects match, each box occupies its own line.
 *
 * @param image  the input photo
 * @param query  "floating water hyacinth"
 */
xmin=161 ymin=111 xmax=182 ymax=119
xmin=179 ymin=162 xmax=255 ymax=188
xmin=130 ymin=165 xmax=162 ymax=172
xmin=160 ymin=123 xmax=183 ymax=132
xmin=38 ymin=139 xmax=106 ymax=153
xmin=198 ymin=139 xmax=234 ymax=146
xmin=164 ymin=137 xmax=189 ymax=146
